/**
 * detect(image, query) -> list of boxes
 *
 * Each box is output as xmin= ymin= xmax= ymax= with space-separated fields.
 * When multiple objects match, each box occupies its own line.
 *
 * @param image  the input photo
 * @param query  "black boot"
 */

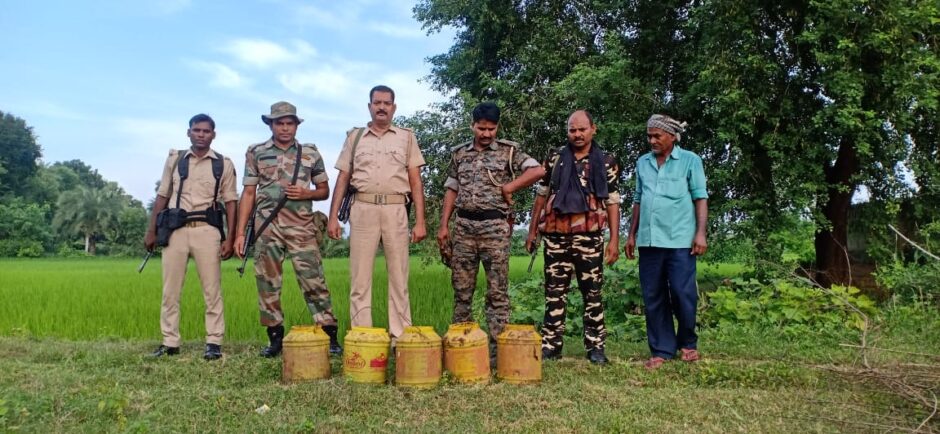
xmin=587 ymin=347 xmax=609 ymax=365
xmin=322 ymin=325 xmax=342 ymax=356
xmin=542 ymin=345 xmax=562 ymax=361
xmin=260 ymin=325 xmax=284 ymax=358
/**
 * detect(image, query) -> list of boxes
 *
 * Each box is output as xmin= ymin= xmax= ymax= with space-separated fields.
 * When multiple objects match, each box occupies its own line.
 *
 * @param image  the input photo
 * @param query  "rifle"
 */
xmin=237 ymin=145 xmax=303 ymax=277
xmin=236 ymin=204 xmax=257 ymax=277
xmin=137 ymin=250 xmax=154 ymax=273
xmin=527 ymin=233 xmax=542 ymax=273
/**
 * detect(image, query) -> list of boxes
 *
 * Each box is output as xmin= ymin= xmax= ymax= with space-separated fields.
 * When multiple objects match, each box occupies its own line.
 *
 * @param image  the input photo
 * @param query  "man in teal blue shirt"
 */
xmin=625 ymin=114 xmax=708 ymax=370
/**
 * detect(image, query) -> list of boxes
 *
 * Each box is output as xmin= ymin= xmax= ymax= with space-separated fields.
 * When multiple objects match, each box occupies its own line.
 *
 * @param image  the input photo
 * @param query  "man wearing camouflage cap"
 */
xmin=625 ymin=114 xmax=708 ymax=370
xmin=437 ymin=102 xmax=544 ymax=363
xmin=235 ymin=101 xmax=342 ymax=358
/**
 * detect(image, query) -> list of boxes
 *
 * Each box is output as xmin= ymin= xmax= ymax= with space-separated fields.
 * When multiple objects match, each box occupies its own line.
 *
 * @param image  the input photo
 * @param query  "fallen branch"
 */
xmin=889 ymin=224 xmax=940 ymax=262
xmin=839 ymin=344 xmax=940 ymax=360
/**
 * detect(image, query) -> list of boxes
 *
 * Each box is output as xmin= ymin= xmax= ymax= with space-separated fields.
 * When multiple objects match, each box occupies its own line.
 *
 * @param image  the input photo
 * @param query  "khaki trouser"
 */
xmin=160 ymin=224 xmax=224 ymax=347
xmin=348 ymin=201 xmax=412 ymax=338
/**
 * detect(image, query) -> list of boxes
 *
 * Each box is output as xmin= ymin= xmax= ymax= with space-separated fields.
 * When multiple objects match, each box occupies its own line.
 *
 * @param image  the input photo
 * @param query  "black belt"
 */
xmin=456 ymin=209 xmax=506 ymax=221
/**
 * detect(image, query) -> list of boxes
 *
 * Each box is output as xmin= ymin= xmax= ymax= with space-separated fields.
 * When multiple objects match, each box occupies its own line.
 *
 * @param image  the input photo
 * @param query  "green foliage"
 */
xmin=411 ymin=0 xmax=940 ymax=287
xmin=0 ymin=198 xmax=51 ymax=257
xmin=703 ymin=278 xmax=878 ymax=332
xmin=508 ymin=261 xmax=646 ymax=341
xmin=53 ymin=186 xmax=124 ymax=255
xmin=875 ymin=261 xmax=940 ymax=305
xmin=0 ymin=111 xmax=42 ymax=198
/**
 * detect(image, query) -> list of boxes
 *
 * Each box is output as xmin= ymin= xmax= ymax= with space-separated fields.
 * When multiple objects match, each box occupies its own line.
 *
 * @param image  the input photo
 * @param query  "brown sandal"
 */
xmin=644 ymin=357 xmax=666 ymax=370
xmin=680 ymin=348 xmax=700 ymax=362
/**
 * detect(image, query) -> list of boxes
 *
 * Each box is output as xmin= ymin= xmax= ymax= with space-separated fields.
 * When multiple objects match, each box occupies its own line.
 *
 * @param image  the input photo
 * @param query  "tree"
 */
xmin=0 ymin=198 xmax=52 ymax=257
xmin=53 ymin=186 xmax=123 ymax=255
xmin=412 ymin=0 xmax=940 ymax=286
xmin=0 ymin=111 xmax=42 ymax=198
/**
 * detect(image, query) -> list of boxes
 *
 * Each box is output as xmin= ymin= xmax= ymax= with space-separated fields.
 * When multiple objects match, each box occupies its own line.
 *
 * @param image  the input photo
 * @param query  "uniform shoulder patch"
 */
xmin=451 ymin=141 xmax=472 ymax=152
xmin=301 ymin=142 xmax=319 ymax=152
xmin=496 ymin=139 xmax=520 ymax=147
xmin=247 ymin=142 xmax=268 ymax=153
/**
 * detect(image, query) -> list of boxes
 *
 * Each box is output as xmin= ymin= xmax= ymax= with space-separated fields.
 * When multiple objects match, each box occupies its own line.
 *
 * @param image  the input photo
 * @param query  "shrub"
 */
xmin=701 ymin=278 xmax=878 ymax=331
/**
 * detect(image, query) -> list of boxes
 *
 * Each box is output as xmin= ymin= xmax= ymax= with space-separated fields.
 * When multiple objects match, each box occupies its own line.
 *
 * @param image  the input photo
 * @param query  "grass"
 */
xmin=1 ymin=258 xmax=937 ymax=432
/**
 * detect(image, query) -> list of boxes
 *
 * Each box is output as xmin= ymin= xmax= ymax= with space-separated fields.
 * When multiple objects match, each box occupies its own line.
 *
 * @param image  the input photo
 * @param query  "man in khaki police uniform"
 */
xmin=235 ymin=102 xmax=342 ymax=358
xmin=145 ymin=113 xmax=238 ymax=360
xmin=327 ymin=85 xmax=427 ymax=341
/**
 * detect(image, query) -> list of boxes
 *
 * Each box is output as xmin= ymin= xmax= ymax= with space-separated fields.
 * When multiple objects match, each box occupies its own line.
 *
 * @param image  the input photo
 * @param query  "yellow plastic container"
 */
xmin=496 ymin=324 xmax=542 ymax=384
xmin=443 ymin=322 xmax=490 ymax=384
xmin=395 ymin=326 xmax=442 ymax=388
xmin=282 ymin=325 xmax=331 ymax=383
xmin=343 ymin=326 xmax=390 ymax=384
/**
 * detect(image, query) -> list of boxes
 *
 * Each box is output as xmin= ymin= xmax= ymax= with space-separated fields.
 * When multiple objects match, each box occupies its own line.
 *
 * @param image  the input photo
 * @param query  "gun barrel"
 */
xmin=137 ymin=250 xmax=154 ymax=273
xmin=237 ymin=205 xmax=257 ymax=277
xmin=527 ymin=235 xmax=541 ymax=273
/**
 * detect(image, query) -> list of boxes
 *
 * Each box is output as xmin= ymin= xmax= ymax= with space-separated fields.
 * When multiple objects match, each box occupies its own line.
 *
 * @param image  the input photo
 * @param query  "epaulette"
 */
xmin=396 ymin=125 xmax=414 ymax=133
xmin=346 ymin=127 xmax=361 ymax=136
xmin=495 ymin=139 xmax=520 ymax=147
xmin=451 ymin=141 xmax=473 ymax=152
xmin=301 ymin=142 xmax=319 ymax=152
xmin=247 ymin=142 xmax=268 ymax=152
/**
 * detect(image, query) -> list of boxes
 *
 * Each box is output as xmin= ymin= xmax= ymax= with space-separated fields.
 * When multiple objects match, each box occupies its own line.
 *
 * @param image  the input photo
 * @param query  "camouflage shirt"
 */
xmin=537 ymin=145 xmax=621 ymax=234
xmin=445 ymin=139 xmax=540 ymax=214
xmin=243 ymin=139 xmax=328 ymax=229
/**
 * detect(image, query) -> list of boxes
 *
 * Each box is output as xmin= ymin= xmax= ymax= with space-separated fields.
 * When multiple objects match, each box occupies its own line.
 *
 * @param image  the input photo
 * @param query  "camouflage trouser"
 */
xmin=541 ymin=233 xmax=607 ymax=352
xmin=450 ymin=216 xmax=511 ymax=342
xmin=254 ymin=221 xmax=337 ymax=327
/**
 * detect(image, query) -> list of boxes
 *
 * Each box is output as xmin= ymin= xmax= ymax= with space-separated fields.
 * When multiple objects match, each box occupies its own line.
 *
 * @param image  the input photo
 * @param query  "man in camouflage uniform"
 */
xmin=437 ymin=102 xmax=544 ymax=361
xmin=235 ymin=101 xmax=342 ymax=358
xmin=526 ymin=110 xmax=621 ymax=365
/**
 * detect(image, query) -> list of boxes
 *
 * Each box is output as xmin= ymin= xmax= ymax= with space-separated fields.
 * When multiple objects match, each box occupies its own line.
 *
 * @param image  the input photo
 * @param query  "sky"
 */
xmin=1 ymin=0 xmax=456 ymax=209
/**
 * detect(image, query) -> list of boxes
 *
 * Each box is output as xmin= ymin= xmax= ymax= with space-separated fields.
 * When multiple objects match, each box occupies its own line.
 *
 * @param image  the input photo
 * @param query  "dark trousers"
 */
xmin=541 ymin=233 xmax=607 ymax=352
xmin=638 ymin=247 xmax=698 ymax=359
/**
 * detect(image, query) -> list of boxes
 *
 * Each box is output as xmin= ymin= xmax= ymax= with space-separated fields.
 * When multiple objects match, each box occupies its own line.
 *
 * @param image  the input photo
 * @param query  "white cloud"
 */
xmin=291 ymin=3 xmax=424 ymax=39
xmin=278 ymin=67 xmax=358 ymax=101
xmin=220 ymin=38 xmax=317 ymax=69
xmin=187 ymin=61 xmax=248 ymax=89
xmin=380 ymin=72 xmax=446 ymax=116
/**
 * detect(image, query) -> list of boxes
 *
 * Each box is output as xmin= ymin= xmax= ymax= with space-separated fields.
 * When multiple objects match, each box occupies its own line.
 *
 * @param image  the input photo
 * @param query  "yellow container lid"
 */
xmin=497 ymin=324 xmax=540 ymax=343
xmin=346 ymin=326 xmax=390 ymax=343
xmin=284 ymin=325 xmax=328 ymax=343
xmin=444 ymin=322 xmax=488 ymax=348
xmin=398 ymin=326 xmax=442 ymax=344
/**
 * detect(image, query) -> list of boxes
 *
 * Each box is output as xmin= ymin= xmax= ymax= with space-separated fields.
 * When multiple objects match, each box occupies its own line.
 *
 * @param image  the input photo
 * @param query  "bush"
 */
xmin=507 ymin=261 xmax=647 ymax=341
xmin=701 ymin=278 xmax=878 ymax=331
xmin=875 ymin=261 xmax=940 ymax=305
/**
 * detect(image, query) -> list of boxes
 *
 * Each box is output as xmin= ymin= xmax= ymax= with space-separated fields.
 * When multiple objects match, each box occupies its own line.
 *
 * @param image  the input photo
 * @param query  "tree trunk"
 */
xmin=815 ymin=139 xmax=859 ymax=288
xmin=85 ymin=233 xmax=96 ymax=256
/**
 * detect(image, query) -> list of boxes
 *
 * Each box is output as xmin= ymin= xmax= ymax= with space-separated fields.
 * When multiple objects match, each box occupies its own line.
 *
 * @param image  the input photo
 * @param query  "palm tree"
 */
xmin=53 ymin=186 xmax=123 ymax=255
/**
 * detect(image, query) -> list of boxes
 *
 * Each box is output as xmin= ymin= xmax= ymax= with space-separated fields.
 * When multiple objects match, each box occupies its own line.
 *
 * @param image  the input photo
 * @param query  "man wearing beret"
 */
xmin=625 ymin=114 xmax=709 ymax=370
xmin=235 ymin=101 xmax=342 ymax=358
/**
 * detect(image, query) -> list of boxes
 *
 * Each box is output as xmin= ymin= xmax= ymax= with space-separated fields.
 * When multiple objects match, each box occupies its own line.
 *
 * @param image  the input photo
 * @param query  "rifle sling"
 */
xmin=251 ymin=145 xmax=303 ymax=243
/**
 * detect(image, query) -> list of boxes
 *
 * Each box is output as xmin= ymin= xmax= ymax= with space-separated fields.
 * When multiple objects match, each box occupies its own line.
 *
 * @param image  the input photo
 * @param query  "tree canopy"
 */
xmin=410 ymin=0 xmax=940 ymax=285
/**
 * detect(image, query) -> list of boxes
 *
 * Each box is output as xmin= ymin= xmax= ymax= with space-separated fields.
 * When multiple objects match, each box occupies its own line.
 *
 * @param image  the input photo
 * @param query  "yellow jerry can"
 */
xmin=443 ymin=322 xmax=490 ymax=384
xmin=496 ymin=324 xmax=542 ymax=384
xmin=343 ymin=326 xmax=390 ymax=384
xmin=282 ymin=325 xmax=331 ymax=383
xmin=395 ymin=326 xmax=442 ymax=388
